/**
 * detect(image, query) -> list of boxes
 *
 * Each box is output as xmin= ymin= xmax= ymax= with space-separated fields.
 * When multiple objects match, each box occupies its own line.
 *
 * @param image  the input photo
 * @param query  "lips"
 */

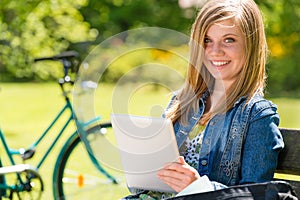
xmin=211 ymin=61 xmax=231 ymax=66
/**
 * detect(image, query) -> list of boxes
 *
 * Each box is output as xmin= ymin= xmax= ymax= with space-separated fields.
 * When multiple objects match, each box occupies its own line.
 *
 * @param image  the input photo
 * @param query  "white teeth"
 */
xmin=212 ymin=61 xmax=229 ymax=66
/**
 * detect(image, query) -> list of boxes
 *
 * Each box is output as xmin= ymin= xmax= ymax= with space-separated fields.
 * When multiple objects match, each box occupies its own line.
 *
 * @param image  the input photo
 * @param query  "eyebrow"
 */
xmin=223 ymin=33 xmax=240 ymax=37
xmin=205 ymin=33 xmax=240 ymax=38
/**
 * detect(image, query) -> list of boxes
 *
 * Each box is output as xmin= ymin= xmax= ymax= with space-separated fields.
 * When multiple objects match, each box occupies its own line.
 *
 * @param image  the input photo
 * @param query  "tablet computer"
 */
xmin=111 ymin=114 xmax=180 ymax=193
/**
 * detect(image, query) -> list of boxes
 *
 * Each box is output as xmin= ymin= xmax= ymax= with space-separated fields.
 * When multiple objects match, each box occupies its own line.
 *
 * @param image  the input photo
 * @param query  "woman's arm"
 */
xmin=239 ymin=106 xmax=284 ymax=184
xmin=157 ymin=156 xmax=228 ymax=192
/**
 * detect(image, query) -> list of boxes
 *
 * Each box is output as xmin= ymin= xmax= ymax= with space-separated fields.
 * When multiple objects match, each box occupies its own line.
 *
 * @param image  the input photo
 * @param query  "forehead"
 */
xmin=206 ymin=18 xmax=243 ymax=36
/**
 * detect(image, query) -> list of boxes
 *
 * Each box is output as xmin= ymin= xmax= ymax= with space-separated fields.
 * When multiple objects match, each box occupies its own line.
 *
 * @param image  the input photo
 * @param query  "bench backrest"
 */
xmin=276 ymin=128 xmax=300 ymax=196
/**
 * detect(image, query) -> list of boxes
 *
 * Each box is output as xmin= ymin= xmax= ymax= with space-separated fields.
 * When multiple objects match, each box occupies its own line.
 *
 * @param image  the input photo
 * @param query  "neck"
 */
xmin=206 ymin=80 xmax=229 ymax=113
xmin=214 ymin=79 xmax=233 ymax=92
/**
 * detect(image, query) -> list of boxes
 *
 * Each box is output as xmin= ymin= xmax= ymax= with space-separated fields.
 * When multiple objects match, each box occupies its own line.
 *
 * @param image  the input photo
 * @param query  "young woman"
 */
xmin=124 ymin=0 xmax=284 ymax=199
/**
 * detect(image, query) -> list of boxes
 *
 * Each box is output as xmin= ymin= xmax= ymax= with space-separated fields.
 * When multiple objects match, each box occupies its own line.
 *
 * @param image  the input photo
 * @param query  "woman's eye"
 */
xmin=204 ymin=38 xmax=211 ymax=43
xmin=225 ymin=38 xmax=235 ymax=43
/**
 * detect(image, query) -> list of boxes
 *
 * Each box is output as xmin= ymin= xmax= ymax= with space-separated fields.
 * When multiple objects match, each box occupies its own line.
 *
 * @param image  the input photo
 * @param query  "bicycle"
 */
xmin=0 ymin=51 xmax=129 ymax=199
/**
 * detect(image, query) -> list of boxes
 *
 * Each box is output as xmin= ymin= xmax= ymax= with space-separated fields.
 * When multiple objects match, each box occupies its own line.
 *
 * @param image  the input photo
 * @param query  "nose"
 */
xmin=207 ymin=42 xmax=224 ymax=56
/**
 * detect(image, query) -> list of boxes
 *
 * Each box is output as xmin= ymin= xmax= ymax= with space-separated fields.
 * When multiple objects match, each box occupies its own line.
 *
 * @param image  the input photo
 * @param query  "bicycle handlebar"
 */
xmin=33 ymin=51 xmax=79 ymax=62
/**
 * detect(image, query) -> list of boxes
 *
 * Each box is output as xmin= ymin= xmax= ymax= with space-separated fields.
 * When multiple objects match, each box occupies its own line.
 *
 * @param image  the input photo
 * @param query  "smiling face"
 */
xmin=203 ymin=18 xmax=246 ymax=89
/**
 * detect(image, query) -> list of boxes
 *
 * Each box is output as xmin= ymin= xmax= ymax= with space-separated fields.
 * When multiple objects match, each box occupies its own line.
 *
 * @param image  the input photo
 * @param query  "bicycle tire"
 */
xmin=52 ymin=122 xmax=130 ymax=200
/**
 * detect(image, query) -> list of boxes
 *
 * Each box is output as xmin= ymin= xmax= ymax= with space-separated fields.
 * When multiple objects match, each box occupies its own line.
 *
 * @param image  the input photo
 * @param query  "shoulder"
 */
xmin=246 ymin=95 xmax=278 ymax=122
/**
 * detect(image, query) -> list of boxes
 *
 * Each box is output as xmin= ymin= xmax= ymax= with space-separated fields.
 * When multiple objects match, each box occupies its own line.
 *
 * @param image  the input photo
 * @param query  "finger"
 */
xmin=163 ymin=162 xmax=197 ymax=177
xmin=158 ymin=175 xmax=185 ymax=192
xmin=177 ymin=156 xmax=186 ymax=165
xmin=158 ymin=168 xmax=196 ymax=184
xmin=157 ymin=171 xmax=191 ymax=192
xmin=161 ymin=156 xmax=184 ymax=168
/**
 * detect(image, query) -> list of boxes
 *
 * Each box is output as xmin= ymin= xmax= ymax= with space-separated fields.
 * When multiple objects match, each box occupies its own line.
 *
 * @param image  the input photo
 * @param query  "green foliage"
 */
xmin=258 ymin=0 xmax=300 ymax=96
xmin=74 ymin=0 xmax=196 ymax=65
xmin=80 ymin=0 xmax=194 ymax=40
xmin=0 ymin=0 xmax=97 ymax=81
xmin=1 ymin=0 xmax=300 ymax=97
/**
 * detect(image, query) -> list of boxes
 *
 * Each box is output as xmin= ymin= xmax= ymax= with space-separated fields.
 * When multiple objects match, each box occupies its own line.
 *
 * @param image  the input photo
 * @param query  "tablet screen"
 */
xmin=111 ymin=114 xmax=180 ymax=193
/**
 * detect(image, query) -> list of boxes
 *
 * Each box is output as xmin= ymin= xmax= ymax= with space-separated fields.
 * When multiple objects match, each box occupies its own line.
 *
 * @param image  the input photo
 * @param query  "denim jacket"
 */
xmin=166 ymin=93 xmax=284 ymax=189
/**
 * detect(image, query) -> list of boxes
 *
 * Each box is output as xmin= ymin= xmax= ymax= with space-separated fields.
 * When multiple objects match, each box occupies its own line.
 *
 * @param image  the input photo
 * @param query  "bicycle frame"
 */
xmin=0 ymin=86 xmax=77 ymax=194
xmin=0 ymin=52 xmax=117 ymax=198
xmin=0 ymin=94 xmax=74 ymax=168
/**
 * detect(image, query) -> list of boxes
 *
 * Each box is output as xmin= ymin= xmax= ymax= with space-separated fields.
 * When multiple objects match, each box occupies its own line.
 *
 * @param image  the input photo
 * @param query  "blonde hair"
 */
xmin=166 ymin=0 xmax=267 ymax=125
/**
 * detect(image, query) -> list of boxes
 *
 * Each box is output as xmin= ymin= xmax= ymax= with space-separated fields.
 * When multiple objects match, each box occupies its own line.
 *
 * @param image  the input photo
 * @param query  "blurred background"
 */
xmin=1 ymin=0 xmax=300 ymax=97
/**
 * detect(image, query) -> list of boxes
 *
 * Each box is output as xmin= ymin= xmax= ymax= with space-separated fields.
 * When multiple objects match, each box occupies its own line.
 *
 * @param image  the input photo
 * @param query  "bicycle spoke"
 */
xmin=53 ymin=124 xmax=130 ymax=199
xmin=62 ymin=169 xmax=115 ymax=185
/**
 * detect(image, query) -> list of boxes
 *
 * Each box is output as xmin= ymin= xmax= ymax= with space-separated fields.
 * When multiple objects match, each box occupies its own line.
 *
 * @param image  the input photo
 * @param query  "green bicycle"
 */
xmin=0 ymin=51 xmax=129 ymax=199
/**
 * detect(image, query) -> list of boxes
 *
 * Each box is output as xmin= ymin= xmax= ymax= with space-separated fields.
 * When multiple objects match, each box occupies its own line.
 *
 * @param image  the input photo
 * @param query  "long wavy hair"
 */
xmin=166 ymin=0 xmax=267 ymax=125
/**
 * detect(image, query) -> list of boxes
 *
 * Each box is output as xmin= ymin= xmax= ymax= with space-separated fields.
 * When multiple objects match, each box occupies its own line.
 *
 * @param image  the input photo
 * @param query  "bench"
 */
xmin=275 ymin=127 xmax=300 ymax=196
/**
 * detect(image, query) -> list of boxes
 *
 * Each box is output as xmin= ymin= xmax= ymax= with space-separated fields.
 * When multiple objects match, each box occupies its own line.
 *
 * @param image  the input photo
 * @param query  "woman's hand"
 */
xmin=157 ymin=156 xmax=201 ymax=192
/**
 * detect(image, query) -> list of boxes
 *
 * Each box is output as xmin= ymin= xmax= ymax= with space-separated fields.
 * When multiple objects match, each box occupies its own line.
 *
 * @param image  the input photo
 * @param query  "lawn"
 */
xmin=0 ymin=82 xmax=299 ymax=199
xmin=0 ymin=82 xmax=171 ymax=199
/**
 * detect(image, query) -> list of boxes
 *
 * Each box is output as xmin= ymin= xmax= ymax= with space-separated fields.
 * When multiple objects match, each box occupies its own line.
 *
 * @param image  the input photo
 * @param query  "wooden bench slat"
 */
xmin=275 ymin=128 xmax=300 ymax=197
xmin=277 ymin=128 xmax=300 ymax=176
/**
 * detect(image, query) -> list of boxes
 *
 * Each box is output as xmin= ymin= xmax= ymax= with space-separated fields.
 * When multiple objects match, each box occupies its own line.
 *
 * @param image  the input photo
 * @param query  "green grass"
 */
xmin=0 ymin=83 xmax=78 ymax=199
xmin=0 ymin=82 xmax=171 ymax=199
xmin=271 ymin=98 xmax=300 ymax=129
xmin=0 ymin=82 xmax=299 ymax=199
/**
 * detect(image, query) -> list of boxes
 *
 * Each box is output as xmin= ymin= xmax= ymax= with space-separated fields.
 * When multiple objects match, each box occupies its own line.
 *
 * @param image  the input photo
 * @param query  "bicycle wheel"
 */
xmin=52 ymin=122 xmax=130 ymax=200
xmin=13 ymin=169 xmax=44 ymax=200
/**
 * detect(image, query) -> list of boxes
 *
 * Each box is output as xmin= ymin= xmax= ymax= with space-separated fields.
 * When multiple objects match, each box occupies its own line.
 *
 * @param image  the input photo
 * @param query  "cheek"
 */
xmin=203 ymin=49 xmax=211 ymax=62
xmin=203 ymin=55 xmax=211 ymax=68
xmin=235 ymin=44 xmax=246 ymax=59
xmin=230 ymin=47 xmax=246 ymax=64
xmin=237 ymin=48 xmax=246 ymax=64
xmin=235 ymin=56 xmax=246 ymax=74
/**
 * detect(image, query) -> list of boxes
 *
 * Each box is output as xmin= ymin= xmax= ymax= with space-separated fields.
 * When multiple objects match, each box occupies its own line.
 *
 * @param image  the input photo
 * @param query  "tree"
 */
xmin=0 ymin=0 xmax=96 ymax=81
xmin=1 ymin=0 xmax=300 ymax=97
xmin=257 ymin=0 xmax=300 ymax=96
